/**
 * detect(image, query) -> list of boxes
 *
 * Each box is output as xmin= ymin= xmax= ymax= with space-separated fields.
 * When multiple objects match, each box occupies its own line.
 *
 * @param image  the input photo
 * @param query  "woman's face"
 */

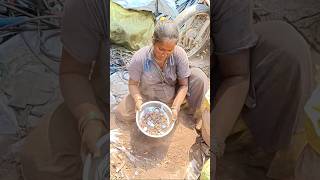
xmin=153 ymin=38 xmax=177 ymax=62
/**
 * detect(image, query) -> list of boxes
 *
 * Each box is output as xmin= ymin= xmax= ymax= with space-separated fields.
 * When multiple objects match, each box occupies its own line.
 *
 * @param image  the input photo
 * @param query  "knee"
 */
xmin=255 ymin=21 xmax=310 ymax=74
xmin=114 ymin=95 xmax=136 ymax=122
xmin=256 ymin=21 xmax=310 ymax=58
xmin=189 ymin=68 xmax=208 ymax=89
xmin=256 ymin=21 xmax=299 ymax=39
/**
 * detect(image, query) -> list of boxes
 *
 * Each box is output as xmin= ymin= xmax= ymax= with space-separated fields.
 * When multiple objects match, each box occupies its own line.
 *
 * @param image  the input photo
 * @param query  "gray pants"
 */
xmin=115 ymin=67 xmax=209 ymax=122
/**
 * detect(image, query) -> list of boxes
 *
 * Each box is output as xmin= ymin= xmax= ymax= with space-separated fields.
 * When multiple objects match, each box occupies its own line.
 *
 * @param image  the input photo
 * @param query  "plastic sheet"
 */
xmin=185 ymin=136 xmax=210 ymax=179
xmin=304 ymin=85 xmax=320 ymax=153
xmin=305 ymin=85 xmax=320 ymax=137
xmin=110 ymin=71 xmax=129 ymax=109
xmin=110 ymin=1 xmax=155 ymax=50
xmin=83 ymin=134 xmax=109 ymax=180
xmin=112 ymin=0 xmax=178 ymax=18
xmin=176 ymin=0 xmax=197 ymax=13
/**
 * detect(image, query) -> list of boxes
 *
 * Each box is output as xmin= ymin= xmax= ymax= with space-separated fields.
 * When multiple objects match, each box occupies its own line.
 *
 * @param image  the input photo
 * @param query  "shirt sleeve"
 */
xmin=212 ymin=0 xmax=258 ymax=55
xmin=61 ymin=0 xmax=102 ymax=64
xmin=127 ymin=48 xmax=145 ymax=81
xmin=175 ymin=46 xmax=191 ymax=79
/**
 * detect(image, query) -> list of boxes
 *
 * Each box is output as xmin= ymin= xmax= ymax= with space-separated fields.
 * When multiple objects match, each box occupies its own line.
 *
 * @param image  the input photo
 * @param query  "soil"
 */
xmin=110 ymin=108 xmax=200 ymax=179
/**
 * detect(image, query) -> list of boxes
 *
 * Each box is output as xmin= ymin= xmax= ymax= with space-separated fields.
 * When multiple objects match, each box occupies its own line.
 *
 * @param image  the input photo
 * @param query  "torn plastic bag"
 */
xmin=304 ymin=85 xmax=320 ymax=137
xmin=184 ymin=87 xmax=211 ymax=179
xmin=111 ymin=1 xmax=155 ymax=50
xmin=176 ymin=0 xmax=197 ymax=13
xmin=110 ymin=71 xmax=129 ymax=107
xmin=83 ymin=134 xmax=109 ymax=180
xmin=112 ymin=0 xmax=178 ymax=18
xmin=185 ymin=136 xmax=210 ymax=180
xmin=304 ymin=85 xmax=320 ymax=154
xmin=200 ymin=158 xmax=210 ymax=180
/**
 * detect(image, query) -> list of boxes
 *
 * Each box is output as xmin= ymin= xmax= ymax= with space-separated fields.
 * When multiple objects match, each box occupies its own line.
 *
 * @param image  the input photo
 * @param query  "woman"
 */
xmin=212 ymin=0 xmax=314 ymax=179
xmin=115 ymin=20 xmax=209 ymax=138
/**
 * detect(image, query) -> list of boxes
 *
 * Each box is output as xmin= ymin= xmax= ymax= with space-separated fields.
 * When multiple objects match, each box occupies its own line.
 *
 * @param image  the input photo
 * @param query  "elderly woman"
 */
xmin=115 ymin=20 xmax=209 ymax=133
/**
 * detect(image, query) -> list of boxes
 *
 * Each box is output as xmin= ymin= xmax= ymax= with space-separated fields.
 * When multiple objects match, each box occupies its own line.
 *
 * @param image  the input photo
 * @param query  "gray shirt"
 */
xmin=128 ymin=45 xmax=191 ymax=103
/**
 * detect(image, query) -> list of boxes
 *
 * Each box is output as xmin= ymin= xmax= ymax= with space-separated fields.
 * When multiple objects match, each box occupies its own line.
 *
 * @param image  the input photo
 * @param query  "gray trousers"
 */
xmin=114 ymin=67 xmax=209 ymax=122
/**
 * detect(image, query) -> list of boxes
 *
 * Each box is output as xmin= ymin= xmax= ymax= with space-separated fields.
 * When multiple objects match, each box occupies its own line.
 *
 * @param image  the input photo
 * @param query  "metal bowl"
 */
xmin=136 ymin=101 xmax=175 ymax=138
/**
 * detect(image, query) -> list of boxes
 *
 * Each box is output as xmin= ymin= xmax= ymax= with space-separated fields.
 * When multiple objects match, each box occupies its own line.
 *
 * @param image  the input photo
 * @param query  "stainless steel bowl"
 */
xmin=136 ymin=101 xmax=175 ymax=138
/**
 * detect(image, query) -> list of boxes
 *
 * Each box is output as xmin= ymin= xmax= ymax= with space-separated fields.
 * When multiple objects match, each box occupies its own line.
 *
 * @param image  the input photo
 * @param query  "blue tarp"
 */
xmin=176 ymin=0 xmax=197 ymax=13
xmin=112 ymin=0 xmax=179 ymax=18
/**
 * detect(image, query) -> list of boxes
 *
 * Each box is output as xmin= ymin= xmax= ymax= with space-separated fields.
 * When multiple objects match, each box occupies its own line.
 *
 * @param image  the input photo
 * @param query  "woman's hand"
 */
xmin=135 ymin=98 xmax=143 ymax=112
xmin=78 ymin=110 xmax=107 ymax=157
xmin=82 ymin=120 xmax=106 ymax=157
xmin=171 ymin=78 xmax=188 ymax=120
xmin=171 ymin=107 xmax=179 ymax=120
xmin=128 ymin=79 xmax=143 ymax=112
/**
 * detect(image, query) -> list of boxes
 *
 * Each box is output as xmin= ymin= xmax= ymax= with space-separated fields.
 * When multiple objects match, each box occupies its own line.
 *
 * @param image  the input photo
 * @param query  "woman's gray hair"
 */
xmin=153 ymin=20 xmax=179 ymax=44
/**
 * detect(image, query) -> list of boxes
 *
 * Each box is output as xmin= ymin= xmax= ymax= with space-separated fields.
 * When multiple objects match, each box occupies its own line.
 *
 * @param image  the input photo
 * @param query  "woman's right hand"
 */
xmin=135 ymin=98 xmax=143 ymax=112
xmin=82 ymin=120 xmax=106 ymax=157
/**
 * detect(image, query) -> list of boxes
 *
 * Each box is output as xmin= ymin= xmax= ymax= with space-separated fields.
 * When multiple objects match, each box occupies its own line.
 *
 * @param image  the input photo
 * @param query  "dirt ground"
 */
xmin=110 ymin=108 xmax=201 ymax=179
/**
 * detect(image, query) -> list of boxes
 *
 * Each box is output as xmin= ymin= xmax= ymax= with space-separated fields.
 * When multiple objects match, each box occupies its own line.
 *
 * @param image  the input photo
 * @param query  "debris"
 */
xmin=140 ymin=107 xmax=170 ymax=136
xmin=116 ymin=161 xmax=126 ymax=173
xmin=110 ymin=71 xmax=129 ymax=106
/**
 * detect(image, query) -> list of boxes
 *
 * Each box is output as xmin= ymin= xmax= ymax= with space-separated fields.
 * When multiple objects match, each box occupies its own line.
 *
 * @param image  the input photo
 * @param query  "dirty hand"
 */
xmin=171 ymin=107 xmax=179 ymax=121
xmin=82 ymin=120 xmax=106 ymax=157
xmin=135 ymin=98 xmax=143 ymax=112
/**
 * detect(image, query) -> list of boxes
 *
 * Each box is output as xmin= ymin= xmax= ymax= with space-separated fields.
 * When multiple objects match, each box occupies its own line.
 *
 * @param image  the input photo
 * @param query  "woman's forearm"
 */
xmin=213 ymin=75 xmax=250 ymax=142
xmin=59 ymin=48 xmax=105 ymax=130
xmin=128 ymin=80 xmax=142 ymax=101
xmin=60 ymin=73 xmax=104 ymax=121
xmin=171 ymin=85 xmax=188 ymax=110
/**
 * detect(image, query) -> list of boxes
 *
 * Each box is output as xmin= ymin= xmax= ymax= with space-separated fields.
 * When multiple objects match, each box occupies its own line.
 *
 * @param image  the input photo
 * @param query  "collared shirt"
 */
xmin=128 ymin=45 xmax=191 ymax=104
